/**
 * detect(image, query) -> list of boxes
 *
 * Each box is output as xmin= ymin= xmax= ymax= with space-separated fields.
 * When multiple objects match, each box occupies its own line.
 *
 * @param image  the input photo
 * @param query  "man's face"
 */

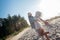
xmin=28 ymin=13 xmax=32 ymax=16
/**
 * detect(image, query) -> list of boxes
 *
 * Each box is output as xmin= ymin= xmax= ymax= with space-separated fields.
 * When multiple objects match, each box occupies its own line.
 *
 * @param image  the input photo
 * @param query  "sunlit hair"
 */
xmin=28 ymin=12 xmax=32 ymax=16
xmin=35 ymin=11 xmax=42 ymax=18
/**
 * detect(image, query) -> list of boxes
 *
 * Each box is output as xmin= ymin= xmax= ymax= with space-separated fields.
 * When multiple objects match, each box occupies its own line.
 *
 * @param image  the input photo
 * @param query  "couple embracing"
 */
xmin=28 ymin=11 xmax=50 ymax=40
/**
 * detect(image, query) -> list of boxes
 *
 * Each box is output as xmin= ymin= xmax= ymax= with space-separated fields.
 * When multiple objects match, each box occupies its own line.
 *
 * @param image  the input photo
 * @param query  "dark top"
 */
xmin=28 ymin=16 xmax=35 ymax=29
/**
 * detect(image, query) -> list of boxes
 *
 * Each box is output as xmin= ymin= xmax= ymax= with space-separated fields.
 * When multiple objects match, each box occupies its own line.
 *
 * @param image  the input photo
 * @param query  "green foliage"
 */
xmin=0 ymin=14 xmax=29 ymax=40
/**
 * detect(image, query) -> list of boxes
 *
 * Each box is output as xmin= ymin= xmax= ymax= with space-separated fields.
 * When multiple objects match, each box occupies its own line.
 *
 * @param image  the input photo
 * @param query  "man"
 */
xmin=28 ymin=12 xmax=35 ymax=29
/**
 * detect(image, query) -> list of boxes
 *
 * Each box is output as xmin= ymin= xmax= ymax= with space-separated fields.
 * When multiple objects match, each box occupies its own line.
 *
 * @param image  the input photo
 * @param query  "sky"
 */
xmin=0 ymin=0 xmax=60 ymax=24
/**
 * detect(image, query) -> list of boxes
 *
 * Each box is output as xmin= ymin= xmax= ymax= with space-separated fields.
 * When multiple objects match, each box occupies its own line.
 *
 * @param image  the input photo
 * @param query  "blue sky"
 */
xmin=0 ymin=0 xmax=60 ymax=24
xmin=0 ymin=0 xmax=40 ymax=17
xmin=0 ymin=0 xmax=40 ymax=23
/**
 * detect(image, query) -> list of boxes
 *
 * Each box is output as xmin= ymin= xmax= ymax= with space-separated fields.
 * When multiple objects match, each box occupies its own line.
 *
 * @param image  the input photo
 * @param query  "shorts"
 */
xmin=36 ymin=28 xmax=44 ymax=36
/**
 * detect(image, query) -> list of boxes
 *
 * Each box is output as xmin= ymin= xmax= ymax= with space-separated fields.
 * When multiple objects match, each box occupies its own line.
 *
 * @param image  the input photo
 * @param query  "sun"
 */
xmin=36 ymin=0 xmax=59 ymax=20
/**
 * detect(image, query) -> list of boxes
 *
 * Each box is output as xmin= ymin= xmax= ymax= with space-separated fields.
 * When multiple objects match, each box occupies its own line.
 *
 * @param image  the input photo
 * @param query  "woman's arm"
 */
xmin=39 ymin=18 xmax=45 ymax=22
xmin=36 ymin=18 xmax=52 ymax=28
xmin=38 ymin=18 xmax=49 ymax=25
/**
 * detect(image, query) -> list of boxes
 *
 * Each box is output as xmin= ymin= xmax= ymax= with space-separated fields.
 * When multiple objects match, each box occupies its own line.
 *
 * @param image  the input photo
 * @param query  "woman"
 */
xmin=34 ymin=11 xmax=50 ymax=40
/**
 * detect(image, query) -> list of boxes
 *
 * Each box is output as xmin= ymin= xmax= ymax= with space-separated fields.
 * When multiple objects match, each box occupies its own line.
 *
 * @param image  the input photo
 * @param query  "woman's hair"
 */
xmin=35 ymin=11 xmax=42 ymax=18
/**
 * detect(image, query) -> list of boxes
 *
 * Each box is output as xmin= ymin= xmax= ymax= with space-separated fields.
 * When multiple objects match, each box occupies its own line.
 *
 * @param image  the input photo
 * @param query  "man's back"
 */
xmin=28 ymin=16 xmax=35 ymax=29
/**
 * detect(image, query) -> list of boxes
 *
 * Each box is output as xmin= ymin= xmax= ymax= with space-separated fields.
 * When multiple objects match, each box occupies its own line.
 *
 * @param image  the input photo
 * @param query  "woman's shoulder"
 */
xmin=35 ymin=17 xmax=39 ymax=20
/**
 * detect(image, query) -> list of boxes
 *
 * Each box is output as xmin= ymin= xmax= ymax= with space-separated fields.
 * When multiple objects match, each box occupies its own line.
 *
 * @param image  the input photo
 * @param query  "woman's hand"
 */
xmin=44 ymin=21 xmax=49 ymax=25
